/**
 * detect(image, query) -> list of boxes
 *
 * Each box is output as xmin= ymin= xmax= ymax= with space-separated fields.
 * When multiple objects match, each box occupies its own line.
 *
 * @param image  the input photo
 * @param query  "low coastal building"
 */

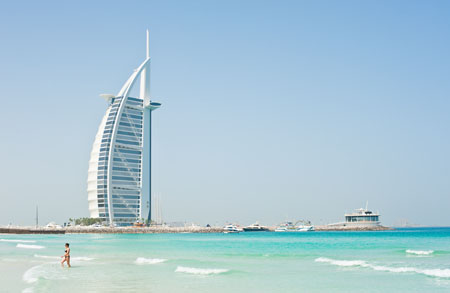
xmin=87 ymin=31 xmax=161 ymax=226
xmin=343 ymin=208 xmax=380 ymax=228
xmin=328 ymin=205 xmax=381 ymax=228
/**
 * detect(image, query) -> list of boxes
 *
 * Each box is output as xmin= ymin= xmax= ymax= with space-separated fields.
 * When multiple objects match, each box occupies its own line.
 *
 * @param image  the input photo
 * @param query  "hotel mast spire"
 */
xmin=146 ymin=29 xmax=150 ymax=59
xmin=140 ymin=30 xmax=151 ymax=106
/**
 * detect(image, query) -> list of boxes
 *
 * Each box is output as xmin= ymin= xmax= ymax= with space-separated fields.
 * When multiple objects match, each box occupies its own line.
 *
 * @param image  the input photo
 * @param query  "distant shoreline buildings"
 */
xmin=87 ymin=31 xmax=161 ymax=226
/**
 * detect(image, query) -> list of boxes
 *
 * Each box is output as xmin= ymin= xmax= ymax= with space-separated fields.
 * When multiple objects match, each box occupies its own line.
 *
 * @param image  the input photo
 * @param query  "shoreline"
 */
xmin=0 ymin=225 xmax=392 ymax=234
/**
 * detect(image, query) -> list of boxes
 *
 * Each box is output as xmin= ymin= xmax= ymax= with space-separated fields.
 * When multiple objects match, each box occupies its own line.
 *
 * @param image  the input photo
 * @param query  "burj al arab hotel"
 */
xmin=87 ymin=31 xmax=161 ymax=226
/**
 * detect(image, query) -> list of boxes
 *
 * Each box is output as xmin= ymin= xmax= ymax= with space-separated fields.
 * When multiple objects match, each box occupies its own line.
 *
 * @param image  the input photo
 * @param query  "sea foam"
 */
xmin=406 ymin=249 xmax=434 ymax=255
xmin=22 ymin=265 xmax=44 ymax=283
xmin=0 ymin=239 xmax=36 ymax=243
xmin=135 ymin=257 xmax=167 ymax=265
xmin=72 ymin=256 xmax=95 ymax=261
xmin=34 ymin=254 xmax=94 ymax=261
xmin=17 ymin=244 xmax=44 ymax=249
xmin=315 ymin=257 xmax=367 ymax=267
xmin=33 ymin=254 xmax=59 ymax=260
xmin=175 ymin=266 xmax=229 ymax=275
xmin=315 ymin=257 xmax=450 ymax=278
xmin=22 ymin=263 xmax=67 ymax=285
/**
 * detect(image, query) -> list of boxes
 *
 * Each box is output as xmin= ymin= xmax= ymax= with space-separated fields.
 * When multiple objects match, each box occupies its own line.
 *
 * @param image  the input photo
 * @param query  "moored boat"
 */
xmin=275 ymin=221 xmax=297 ymax=232
xmin=275 ymin=221 xmax=315 ymax=232
xmin=297 ymin=225 xmax=315 ymax=232
xmin=223 ymin=224 xmax=241 ymax=233
xmin=243 ymin=222 xmax=269 ymax=232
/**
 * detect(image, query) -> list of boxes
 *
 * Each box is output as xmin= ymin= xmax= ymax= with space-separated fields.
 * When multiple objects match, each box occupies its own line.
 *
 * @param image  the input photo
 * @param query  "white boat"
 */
xmin=223 ymin=224 xmax=241 ymax=233
xmin=275 ymin=221 xmax=297 ymax=232
xmin=275 ymin=221 xmax=315 ymax=232
xmin=297 ymin=225 xmax=315 ymax=232
xmin=275 ymin=226 xmax=288 ymax=232
xmin=45 ymin=222 xmax=63 ymax=229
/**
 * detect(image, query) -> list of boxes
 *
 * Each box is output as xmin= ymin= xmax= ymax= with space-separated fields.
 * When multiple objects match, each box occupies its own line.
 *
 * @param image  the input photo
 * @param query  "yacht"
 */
xmin=274 ymin=226 xmax=288 ymax=232
xmin=223 ymin=224 xmax=241 ymax=233
xmin=275 ymin=221 xmax=297 ymax=232
xmin=297 ymin=225 xmax=315 ymax=232
xmin=243 ymin=222 xmax=269 ymax=232
xmin=45 ymin=222 xmax=63 ymax=229
xmin=275 ymin=221 xmax=315 ymax=232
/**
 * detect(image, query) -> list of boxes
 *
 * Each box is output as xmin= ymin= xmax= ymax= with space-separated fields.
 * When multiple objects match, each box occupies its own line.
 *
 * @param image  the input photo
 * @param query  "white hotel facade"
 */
xmin=87 ymin=31 xmax=161 ymax=226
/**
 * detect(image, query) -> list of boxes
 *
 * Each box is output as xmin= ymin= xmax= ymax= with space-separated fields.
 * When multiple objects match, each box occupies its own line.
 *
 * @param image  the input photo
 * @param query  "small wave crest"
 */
xmin=23 ymin=263 xmax=67 ymax=285
xmin=23 ymin=265 xmax=44 ymax=284
xmin=406 ymin=249 xmax=434 ymax=255
xmin=315 ymin=257 xmax=450 ymax=278
xmin=175 ymin=266 xmax=229 ymax=275
xmin=33 ymin=254 xmax=59 ymax=260
xmin=73 ymin=256 xmax=95 ymax=261
xmin=33 ymin=254 xmax=94 ymax=261
xmin=315 ymin=257 xmax=366 ymax=267
xmin=421 ymin=269 xmax=450 ymax=278
xmin=0 ymin=239 xmax=36 ymax=243
xmin=17 ymin=244 xmax=44 ymax=250
xmin=135 ymin=257 xmax=167 ymax=265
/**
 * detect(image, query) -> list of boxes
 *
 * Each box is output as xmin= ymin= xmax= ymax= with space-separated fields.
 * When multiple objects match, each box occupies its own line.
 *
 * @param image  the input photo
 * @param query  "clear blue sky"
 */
xmin=0 ymin=0 xmax=449 ymax=226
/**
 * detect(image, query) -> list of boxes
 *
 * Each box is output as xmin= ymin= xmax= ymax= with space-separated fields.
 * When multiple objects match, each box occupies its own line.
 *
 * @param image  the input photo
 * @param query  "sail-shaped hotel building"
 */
xmin=87 ymin=31 xmax=161 ymax=226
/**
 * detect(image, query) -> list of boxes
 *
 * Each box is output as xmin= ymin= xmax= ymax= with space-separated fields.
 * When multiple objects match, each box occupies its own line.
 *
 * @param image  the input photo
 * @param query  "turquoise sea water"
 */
xmin=1 ymin=228 xmax=450 ymax=292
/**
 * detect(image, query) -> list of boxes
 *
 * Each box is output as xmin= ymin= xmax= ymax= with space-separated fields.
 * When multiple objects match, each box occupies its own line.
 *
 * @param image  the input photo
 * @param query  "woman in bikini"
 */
xmin=61 ymin=243 xmax=71 ymax=268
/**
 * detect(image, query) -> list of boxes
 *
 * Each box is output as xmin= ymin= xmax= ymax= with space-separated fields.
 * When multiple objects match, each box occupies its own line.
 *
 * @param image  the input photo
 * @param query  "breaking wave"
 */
xmin=0 ymin=239 xmax=36 ymax=243
xmin=22 ymin=263 xmax=67 ymax=285
xmin=17 ymin=244 xmax=44 ymax=249
xmin=135 ymin=257 xmax=167 ymax=265
xmin=72 ymin=256 xmax=95 ymax=261
xmin=315 ymin=257 xmax=366 ymax=267
xmin=315 ymin=257 xmax=450 ymax=278
xmin=22 ymin=265 xmax=44 ymax=283
xmin=33 ymin=254 xmax=59 ymax=260
xmin=175 ymin=266 xmax=229 ymax=275
xmin=34 ymin=254 xmax=94 ymax=261
xmin=406 ymin=249 xmax=434 ymax=255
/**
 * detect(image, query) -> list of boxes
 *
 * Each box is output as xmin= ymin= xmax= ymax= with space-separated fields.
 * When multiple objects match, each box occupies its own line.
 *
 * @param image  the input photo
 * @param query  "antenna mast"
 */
xmin=140 ymin=29 xmax=151 ymax=104
xmin=146 ymin=29 xmax=150 ymax=59
xmin=35 ymin=205 xmax=39 ymax=228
